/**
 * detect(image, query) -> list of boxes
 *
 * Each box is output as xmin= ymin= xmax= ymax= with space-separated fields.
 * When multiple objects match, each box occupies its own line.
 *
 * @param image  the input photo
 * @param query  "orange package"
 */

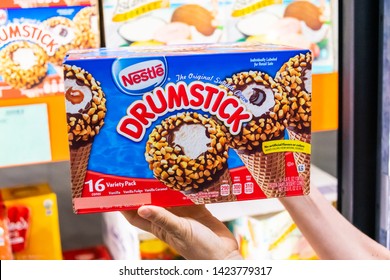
xmin=1 ymin=184 xmax=62 ymax=260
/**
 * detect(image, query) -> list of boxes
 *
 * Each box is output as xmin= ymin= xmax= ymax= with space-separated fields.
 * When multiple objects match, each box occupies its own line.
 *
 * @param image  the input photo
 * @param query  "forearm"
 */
xmin=279 ymin=187 xmax=390 ymax=259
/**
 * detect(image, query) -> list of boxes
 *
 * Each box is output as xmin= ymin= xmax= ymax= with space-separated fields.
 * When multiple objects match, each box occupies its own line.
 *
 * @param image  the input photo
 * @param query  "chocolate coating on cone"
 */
xmin=145 ymin=112 xmax=230 ymax=193
xmin=220 ymin=71 xmax=289 ymax=154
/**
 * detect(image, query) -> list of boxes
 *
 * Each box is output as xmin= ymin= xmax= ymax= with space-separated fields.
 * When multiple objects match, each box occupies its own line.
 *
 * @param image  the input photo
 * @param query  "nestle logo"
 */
xmin=121 ymin=63 xmax=164 ymax=86
xmin=113 ymin=58 xmax=167 ymax=95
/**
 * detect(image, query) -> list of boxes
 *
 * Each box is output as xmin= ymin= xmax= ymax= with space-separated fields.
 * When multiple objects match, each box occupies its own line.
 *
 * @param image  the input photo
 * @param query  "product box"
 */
xmin=64 ymin=43 xmax=312 ymax=214
xmin=102 ymin=0 xmax=226 ymax=47
xmin=225 ymin=0 xmax=337 ymax=74
xmin=0 ymin=184 xmax=62 ymax=259
xmin=63 ymin=244 xmax=112 ymax=260
xmin=0 ymin=0 xmax=99 ymax=99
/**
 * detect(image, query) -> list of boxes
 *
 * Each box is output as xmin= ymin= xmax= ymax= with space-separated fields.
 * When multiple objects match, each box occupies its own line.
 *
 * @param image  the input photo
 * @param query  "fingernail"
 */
xmin=138 ymin=206 xmax=152 ymax=219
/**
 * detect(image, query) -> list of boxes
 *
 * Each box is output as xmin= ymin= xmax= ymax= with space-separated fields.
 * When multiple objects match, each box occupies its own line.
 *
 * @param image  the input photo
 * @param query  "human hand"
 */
xmin=122 ymin=205 xmax=242 ymax=260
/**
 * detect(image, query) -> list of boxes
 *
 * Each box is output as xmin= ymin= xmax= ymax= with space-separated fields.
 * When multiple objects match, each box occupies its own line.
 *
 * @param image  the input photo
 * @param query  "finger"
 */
xmin=137 ymin=205 xmax=187 ymax=236
xmin=121 ymin=210 xmax=152 ymax=233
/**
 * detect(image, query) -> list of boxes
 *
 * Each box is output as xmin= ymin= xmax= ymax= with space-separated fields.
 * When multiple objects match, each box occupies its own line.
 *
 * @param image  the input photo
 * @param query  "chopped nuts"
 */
xmin=65 ymin=64 xmax=107 ymax=148
xmin=274 ymin=52 xmax=312 ymax=133
xmin=219 ymin=71 xmax=289 ymax=152
xmin=145 ymin=112 xmax=229 ymax=193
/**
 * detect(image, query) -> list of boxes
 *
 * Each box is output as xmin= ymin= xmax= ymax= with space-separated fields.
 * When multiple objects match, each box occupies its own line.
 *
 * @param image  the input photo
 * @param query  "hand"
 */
xmin=122 ymin=205 xmax=242 ymax=260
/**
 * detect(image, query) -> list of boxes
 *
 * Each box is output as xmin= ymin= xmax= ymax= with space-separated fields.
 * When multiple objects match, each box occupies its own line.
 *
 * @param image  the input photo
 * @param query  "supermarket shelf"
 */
xmin=206 ymin=165 xmax=338 ymax=221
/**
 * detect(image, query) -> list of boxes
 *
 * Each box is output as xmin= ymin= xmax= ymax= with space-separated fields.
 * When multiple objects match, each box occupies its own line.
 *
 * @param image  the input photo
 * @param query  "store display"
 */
xmin=1 ymin=184 xmax=62 ymax=259
xmin=0 ymin=0 xmax=99 ymax=99
xmin=63 ymin=43 xmax=311 ymax=214
xmin=102 ymin=0 xmax=225 ymax=47
xmin=102 ymin=0 xmax=337 ymax=74
xmin=63 ymin=245 xmax=112 ymax=260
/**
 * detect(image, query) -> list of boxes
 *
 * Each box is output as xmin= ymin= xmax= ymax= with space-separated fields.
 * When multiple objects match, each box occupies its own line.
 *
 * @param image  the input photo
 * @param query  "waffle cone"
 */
xmin=238 ymin=151 xmax=286 ymax=198
xmin=288 ymin=130 xmax=311 ymax=195
xmin=70 ymin=143 xmax=92 ymax=199
xmin=183 ymin=168 xmax=236 ymax=204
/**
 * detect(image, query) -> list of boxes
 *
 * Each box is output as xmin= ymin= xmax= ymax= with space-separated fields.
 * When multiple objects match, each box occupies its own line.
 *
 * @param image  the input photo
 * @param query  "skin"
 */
xmin=279 ymin=187 xmax=390 ymax=260
xmin=122 ymin=205 xmax=242 ymax=260
xmin=122 ymin=187 xmax=390 ymax=260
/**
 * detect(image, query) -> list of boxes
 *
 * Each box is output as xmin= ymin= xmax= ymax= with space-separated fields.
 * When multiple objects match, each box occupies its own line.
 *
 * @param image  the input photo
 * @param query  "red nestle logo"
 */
xmin=121 ymin=64 xmax=164 ymax=87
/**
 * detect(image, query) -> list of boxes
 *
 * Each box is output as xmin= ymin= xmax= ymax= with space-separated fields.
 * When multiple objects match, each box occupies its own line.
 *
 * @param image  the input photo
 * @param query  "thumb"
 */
xmin=138 ymin=205 xmax=186 ymax=236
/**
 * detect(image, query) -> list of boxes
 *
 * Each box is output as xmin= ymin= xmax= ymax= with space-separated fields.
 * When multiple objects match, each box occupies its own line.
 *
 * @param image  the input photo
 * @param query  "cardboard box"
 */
xmin=64 ymin=43 xmax=312 ymax=214
xmin=0 ymin=184 xmax=62 ymax=259
xmin=225 ymin=0 xmax=337 ymax=74
xmin=0 ymin=1 xmax=99 ymax=99
xmin=102 ymin=0 xmax=227 ymax=48
xmin=101 ymin=0 xmax=336 ymax=74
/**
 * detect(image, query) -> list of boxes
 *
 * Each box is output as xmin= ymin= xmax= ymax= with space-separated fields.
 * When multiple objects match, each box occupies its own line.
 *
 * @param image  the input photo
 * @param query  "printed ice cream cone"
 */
xmin=70 ymin=143 xmax=92 ymax=198
xmin=145 ymin=112 xmax=235 ymax=204
xmin=275 ymin=52 xmax=312 ymax=195
xmin=220 ymin=71 xmax=289 ymax=197
xmin=238 ymin=152 xmax=286 ymax=198
xmin=64 ymin=64 xmax=106 ymax=199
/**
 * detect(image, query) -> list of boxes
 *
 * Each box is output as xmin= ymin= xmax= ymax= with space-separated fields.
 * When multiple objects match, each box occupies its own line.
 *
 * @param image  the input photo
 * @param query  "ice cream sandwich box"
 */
xmin=63 ymin=43 xmax=312 ymax=214
xmin=0 ymin=0 xmax=99 ymax=99
xmin=0 ymin=184 xmax=62 ymax=259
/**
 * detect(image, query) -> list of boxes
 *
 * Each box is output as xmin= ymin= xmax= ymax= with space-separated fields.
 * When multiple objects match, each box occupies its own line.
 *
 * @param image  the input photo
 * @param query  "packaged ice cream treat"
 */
xmin=64 ymin=42 xmax=312 ymax=214
xmin=0 ymin=1 xmax=99 ymax=99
